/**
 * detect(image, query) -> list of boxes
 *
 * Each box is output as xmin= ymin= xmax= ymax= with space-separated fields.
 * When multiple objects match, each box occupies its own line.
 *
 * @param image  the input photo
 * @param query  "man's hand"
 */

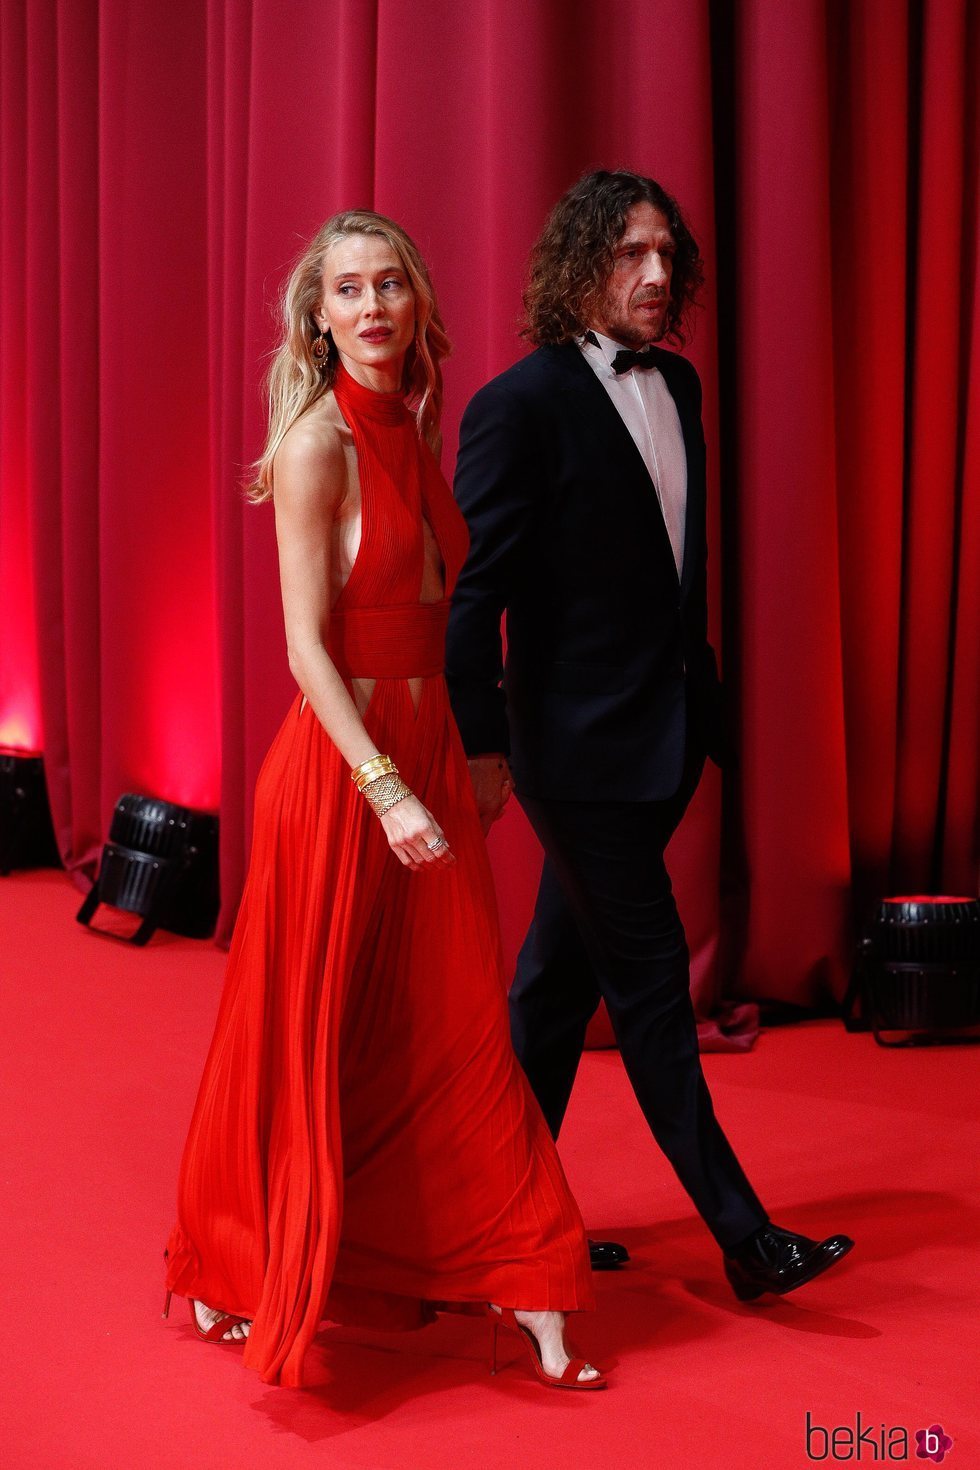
xmin=467 ymin=754 xmax=513 ymax=835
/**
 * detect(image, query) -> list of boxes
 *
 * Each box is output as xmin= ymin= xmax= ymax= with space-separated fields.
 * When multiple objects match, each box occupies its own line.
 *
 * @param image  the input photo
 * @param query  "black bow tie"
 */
xmin=611 ymin=346 xmax=659 ymax=375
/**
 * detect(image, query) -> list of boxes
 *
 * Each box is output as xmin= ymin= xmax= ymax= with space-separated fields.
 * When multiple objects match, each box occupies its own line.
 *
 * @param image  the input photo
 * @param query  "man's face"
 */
xmin=589 ymin=201 xmax=675 ymax=348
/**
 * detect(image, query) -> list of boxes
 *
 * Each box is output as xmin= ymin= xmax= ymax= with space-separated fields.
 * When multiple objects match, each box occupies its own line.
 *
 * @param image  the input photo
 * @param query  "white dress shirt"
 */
xmin=579 ymin=329 xmax=687 ymax=578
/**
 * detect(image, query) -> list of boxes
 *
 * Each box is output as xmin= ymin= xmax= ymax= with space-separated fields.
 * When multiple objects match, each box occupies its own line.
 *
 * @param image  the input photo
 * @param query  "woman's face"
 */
xmin=317 ymin=234 xmax=416 ymax=380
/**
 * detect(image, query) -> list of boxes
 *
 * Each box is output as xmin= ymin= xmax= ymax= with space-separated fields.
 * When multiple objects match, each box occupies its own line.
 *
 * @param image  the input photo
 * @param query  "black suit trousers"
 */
xmin=510 ymin=750 xmax=768 ymax=1252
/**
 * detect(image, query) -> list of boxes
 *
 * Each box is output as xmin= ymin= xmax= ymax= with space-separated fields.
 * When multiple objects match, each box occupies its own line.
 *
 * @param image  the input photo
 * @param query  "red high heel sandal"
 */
xmin=487 ymin=1307 xmax=607 ymax=1391
xmin=161 ymin=1250 xmax=251 ymax=1345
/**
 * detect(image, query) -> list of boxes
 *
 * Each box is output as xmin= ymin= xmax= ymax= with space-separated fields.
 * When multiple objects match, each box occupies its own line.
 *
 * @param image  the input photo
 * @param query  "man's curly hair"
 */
xmin=523 ymin=169 xmax=704 ymax=348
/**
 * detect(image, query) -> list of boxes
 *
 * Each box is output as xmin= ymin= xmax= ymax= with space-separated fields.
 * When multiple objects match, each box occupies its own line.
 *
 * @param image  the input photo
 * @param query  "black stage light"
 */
xmin=0 ymin=747 xmax=61 ymax=876
xmin=844 ymin=896 xmax=980 ymax=1047
xmin=76 ymin=793 xmax=219 ymax=946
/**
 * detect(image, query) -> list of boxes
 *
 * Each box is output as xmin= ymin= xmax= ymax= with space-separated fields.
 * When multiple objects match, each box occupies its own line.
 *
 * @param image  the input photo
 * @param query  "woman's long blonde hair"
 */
xmin=248 ymin=210 xmax=450 ymax=502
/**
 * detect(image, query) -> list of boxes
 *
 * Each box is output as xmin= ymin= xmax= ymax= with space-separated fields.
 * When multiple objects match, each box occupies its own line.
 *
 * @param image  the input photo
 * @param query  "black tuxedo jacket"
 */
xmin=445 ymin=341 xmax=724 ymax=802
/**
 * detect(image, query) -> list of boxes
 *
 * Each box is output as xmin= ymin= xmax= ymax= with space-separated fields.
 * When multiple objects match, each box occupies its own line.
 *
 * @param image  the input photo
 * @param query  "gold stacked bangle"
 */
xmin=361 ymin=772 xmax=412 ymax=816
xmin=350 ymin=754 xmax=412 ymax=817
xmin=351 ymin=754 xmax=397 ymax=792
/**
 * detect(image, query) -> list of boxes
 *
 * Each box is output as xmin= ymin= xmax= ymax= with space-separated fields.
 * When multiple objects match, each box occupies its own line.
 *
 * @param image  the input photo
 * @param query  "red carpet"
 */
xmin=2 ymin=870 xmax=977 ymax=1469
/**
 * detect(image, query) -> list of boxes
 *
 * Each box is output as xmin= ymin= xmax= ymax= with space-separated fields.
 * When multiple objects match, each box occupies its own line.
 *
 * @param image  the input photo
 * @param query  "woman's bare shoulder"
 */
xmin=273 ymin=394 xmax=350 ymax=505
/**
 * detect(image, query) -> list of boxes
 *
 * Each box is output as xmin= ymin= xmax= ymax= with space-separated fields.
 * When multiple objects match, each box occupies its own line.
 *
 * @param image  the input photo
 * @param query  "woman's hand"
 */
xmin=379 ymin=794 xmax=456 ymax=871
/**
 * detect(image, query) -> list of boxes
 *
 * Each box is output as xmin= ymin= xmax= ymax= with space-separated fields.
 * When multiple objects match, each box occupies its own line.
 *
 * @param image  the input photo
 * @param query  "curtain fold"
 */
xmin=0 ymin=3 xmax=36 ymax=757
xmin=892 ymin=0 xmax=975 ymax=886
xmin=829 ymin=0 xmax=909 ymax=909
xmin=46 ymin=0 xmax=101 ymax=874
xmin=733 ymin=0 xmax=853 ymax=1000
xmin=0 ymin=0 xmax=976 ymax=1017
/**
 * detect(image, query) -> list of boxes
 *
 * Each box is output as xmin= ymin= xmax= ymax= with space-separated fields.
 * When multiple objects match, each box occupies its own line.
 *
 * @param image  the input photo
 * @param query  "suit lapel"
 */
xmin=650 ymin=347 xmax=705 ymax=604
xmin=545 ymin=345 xmax=680 ymax=585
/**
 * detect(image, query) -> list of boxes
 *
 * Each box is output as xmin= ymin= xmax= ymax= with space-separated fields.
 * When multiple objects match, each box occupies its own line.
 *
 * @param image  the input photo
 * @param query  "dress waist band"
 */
xmin=327 ymin=600 xmax=449 ymax=679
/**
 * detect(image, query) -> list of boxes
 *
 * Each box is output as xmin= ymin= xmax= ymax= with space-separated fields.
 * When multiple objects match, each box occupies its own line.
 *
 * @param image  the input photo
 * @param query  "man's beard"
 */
xmin=600 ymin=300 xmax=667 ymax=349
xmin=613 ymin=323 xmax=664 ymax=348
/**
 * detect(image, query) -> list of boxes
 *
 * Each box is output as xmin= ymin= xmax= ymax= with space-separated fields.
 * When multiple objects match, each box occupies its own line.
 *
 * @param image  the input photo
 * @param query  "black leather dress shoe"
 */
xmin=588 ymin=1238 xmax=629 ymax=1270
xmin=723 ymin=1224 xmax=854 ymax=1300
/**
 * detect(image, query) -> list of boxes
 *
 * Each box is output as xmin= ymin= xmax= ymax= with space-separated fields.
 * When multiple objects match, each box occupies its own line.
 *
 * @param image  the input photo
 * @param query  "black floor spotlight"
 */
xmin=0 ymin=747 xmax=61 ymax=876
xmin=76 ymin=794 xmax=219 ymax=946
xmin=844 ymin=895 xmax=980 ymax=1047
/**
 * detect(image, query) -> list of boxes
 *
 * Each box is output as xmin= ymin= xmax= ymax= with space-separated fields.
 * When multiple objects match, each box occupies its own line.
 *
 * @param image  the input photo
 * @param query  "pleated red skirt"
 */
xmin=165 ymin=672 xmax=594 ymax=1385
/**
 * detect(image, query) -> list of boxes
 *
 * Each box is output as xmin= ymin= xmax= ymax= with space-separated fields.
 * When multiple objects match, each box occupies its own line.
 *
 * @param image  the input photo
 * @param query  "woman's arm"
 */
xmin=272 ymin=419 xmax=454 ymax=870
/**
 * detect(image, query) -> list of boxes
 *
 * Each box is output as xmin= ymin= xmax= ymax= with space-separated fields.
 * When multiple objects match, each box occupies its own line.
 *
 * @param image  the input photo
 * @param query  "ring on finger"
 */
xmin=427 ymin=837 xmax=448 ymax=852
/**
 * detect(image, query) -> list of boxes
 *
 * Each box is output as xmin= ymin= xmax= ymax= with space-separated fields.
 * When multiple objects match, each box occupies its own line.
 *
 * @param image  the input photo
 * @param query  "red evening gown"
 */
xmin=165 ymin=364 xmax=593 ymax=1387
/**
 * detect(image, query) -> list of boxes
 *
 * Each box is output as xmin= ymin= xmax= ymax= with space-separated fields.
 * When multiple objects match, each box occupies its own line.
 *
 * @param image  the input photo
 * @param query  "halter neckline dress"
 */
xmin=165 ymin=362 xmax=593 ymax=1387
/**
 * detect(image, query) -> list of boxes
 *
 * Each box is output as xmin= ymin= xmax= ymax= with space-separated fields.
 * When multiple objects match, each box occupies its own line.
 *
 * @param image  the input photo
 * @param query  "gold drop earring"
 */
xmin=311 ymin=323 xmax=330 ymax=369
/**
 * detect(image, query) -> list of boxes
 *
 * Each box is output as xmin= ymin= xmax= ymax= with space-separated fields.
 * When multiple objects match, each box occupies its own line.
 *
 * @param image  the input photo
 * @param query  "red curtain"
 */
xmin=1 ymin=0 xmax=977 ymax=1022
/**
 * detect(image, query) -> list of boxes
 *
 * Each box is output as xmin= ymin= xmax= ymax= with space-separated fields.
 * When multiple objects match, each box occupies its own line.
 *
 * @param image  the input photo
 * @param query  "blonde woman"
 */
xmin=162 ymin=212 xmax=605 ymax=1392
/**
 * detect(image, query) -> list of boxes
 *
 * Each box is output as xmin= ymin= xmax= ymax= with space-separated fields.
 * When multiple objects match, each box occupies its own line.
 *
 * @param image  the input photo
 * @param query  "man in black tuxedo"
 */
xmin=446 ymin=170 xmax=853 ymax=1299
